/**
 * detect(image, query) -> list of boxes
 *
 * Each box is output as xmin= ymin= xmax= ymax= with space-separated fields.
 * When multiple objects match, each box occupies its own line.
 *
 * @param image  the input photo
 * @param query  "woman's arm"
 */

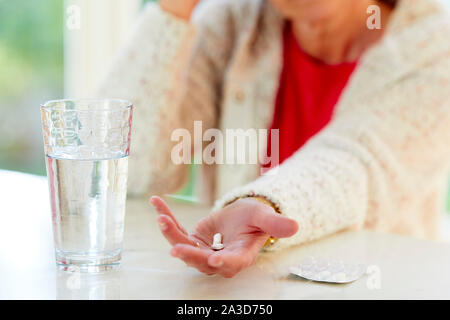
xmin=95 ymin=2 xmax=234 ymax=196
xmin=214 ymin=55 xmax=450 ymax=250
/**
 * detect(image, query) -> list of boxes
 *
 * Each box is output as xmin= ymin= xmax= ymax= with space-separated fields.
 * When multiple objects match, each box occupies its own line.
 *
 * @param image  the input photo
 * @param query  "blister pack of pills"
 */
xmin=289 ymin=256 xmax=366 ymax=284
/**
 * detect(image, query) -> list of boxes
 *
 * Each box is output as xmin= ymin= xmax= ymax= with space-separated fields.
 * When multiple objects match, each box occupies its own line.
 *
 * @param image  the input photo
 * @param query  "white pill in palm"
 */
xmin=211 ymin=243 xmax=224 ymax=250
xmin=211 ymin=233 xmax=224 ymax=251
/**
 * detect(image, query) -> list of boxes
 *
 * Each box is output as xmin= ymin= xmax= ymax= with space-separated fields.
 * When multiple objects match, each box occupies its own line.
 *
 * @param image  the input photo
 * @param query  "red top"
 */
xmin=265 ymin=23 xmax=358 ymax=168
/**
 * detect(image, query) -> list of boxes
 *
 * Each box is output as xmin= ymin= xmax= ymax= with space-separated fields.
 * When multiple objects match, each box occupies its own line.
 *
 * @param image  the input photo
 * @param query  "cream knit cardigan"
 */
xmin=97 ymin=0 xmax=450 ymax=250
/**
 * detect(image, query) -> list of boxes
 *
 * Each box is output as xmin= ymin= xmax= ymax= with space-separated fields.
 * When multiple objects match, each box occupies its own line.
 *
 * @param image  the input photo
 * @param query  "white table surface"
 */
xmin=1 ymin=169 xmax=450 ymax=300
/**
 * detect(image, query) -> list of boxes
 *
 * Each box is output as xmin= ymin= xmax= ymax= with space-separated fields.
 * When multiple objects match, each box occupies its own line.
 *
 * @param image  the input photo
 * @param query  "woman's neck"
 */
xmin=291 ymin=0 xmax=394 ymax=64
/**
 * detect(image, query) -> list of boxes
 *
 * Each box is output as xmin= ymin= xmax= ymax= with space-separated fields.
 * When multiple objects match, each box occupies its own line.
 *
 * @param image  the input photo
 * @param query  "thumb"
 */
xmin=251 ymin=209 xmax=299 ymax=238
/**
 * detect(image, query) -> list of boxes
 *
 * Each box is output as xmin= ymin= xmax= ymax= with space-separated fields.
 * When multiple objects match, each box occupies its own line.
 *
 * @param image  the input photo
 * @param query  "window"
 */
xmin=0 ymin=0 xmax=63 ymax=175
xmin=0 ymin=0 xmax=144 ymax=175
xmin=64 ymin=0 xmax=142 ymax=97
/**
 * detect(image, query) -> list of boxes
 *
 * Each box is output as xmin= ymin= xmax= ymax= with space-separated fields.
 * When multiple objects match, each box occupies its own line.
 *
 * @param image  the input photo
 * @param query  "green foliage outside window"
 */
xmin=0 ymin=0 xmax=63 ymax=175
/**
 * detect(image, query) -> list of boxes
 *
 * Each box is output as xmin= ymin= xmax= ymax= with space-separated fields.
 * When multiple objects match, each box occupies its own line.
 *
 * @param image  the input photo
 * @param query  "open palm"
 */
xmin=150 ymin=196 xmax=298 ymax=278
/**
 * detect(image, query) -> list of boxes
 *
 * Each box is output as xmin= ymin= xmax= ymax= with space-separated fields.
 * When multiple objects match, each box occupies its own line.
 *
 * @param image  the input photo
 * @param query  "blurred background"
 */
xmin=0 ymin=0 xmax=155 ymax=175
xmin=0 ymin=0 xmax=63 ymax=175
xmin=0 ymin=0 xmax=448 ymax=229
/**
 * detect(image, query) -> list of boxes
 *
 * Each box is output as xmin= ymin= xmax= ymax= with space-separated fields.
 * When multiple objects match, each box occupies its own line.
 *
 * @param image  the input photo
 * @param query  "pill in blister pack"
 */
xmin=289 ymin=256 xmax=366 ymax=284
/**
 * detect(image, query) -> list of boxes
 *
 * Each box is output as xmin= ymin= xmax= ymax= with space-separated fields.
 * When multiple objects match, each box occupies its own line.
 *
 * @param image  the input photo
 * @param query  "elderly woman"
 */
xmin=97 ymin=0 xmax=450 ymax=277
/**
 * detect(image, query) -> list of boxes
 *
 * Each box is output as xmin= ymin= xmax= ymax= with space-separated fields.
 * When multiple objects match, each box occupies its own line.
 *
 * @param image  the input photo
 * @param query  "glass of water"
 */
xmin=41 ymin=99 xmax=133 ymax=272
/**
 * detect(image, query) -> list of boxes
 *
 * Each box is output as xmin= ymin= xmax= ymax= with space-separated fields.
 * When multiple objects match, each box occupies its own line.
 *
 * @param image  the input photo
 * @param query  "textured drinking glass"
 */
xmin=41 ymin=99 xmax=133 ymax=272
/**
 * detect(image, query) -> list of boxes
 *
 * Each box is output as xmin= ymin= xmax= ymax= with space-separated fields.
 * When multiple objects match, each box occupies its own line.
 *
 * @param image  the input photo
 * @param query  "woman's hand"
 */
xmin=159 ymin=0 xmax=200 ymax=20
xmin=150 ymin=196 xmax=299 ymax=278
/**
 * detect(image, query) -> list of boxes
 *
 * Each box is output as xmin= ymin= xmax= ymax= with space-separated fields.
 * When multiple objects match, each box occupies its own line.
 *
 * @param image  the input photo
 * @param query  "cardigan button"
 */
xmin=235 ymin=90 xmax=245 ymax=102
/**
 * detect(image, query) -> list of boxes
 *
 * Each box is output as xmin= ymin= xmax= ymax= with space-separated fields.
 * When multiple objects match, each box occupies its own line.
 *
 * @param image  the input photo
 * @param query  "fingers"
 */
xmin=207 ymin=250 xmax=254 ymax=278
xmin=251 ymin=209 xmax=299 ymax=238
xmin=171 ymin=244 xmax=217 ymax=275
xmin=149 ymin=196 xmax=188 ymax=234
xmin=157 ymin=214 xmax=196 ymax=246
xmin=172 ymin=244 xmax=256 ymax=278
